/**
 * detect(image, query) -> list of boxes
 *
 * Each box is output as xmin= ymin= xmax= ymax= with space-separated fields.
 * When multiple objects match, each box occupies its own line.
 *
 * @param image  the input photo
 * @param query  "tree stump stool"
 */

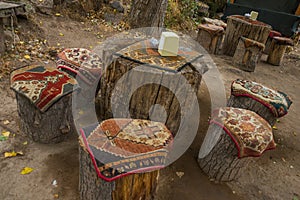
xmin=267 ymin=36 xmax=294 ymax=66
xmin=264 ymin=30 xmax=282 ymax=54
xmin=233 ymin=36 xmax=265 ymax=72
xmin=223 ymin=15 xmax=271 ymax=56
xmin=10 ymin=65 xmax=79 ymax=143
xmin=98 ymin=39 xmax=205 ymax=135
xmin=198 ymin=107 xmax=276 ymax=182
xmin=196 ymin=23 xmax=225 ymax=55
xmin=79 ymin=118 xmax=173 ymax=200
xmin=227 ymin=79 xmax=293 ymax=126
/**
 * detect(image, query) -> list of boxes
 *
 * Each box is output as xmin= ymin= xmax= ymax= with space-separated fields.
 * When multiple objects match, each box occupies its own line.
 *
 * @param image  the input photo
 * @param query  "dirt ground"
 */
xmin=0 ymin=10 xmax=299 ymax=200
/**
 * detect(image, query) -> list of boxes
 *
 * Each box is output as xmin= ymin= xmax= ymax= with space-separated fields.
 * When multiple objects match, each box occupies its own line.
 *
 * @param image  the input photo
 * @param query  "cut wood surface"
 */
xmin=198 ymin=124 xmax=251 ymax=182
xmin=16 ymin=93 xmax=75 ymax=143
xmin=79 ymin=141 xmax=159 ymax=200
xmin=223 ymin=15 xmax=271 ymax=56
xmin=267 ymin=41 xmax=288 ymax=66
xmin=227 ymin=95 xmax=277 ymax=126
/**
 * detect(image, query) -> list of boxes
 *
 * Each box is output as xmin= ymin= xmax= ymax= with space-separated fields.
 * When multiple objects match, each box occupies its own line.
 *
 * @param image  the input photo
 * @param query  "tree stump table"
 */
xmin=98 ymin=39 xmax=206 ymax=135
xmin=196 ymin=23 xmax=225 ymax=55
xmin=233 ymin=36 xmax=265 ymax=72
xmin=222 ymin=15 xmax=271 ymax=56
xmin=227 ymin=79 xmax=293 ymax=126
xmin=79 ymin=118 xmax=173 ymax=200
xmin=267 ymin=36 xmax=294 ymax=66
xmin=10 ymin=65 xmax=79 ymax=143
xmin=198 ymin=107 xmax=276 ymax=182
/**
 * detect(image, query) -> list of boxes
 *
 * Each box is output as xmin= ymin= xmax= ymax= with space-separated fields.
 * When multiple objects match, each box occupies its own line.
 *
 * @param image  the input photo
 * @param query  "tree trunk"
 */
xmin=16 ymin=93 xmax=75 ymax=143
xmin=198 ymin=124 xmax=251 ymax=182
xmin=128 ymin=0 xmax=168 ymax=28
xmin=227 ymin=95 xmax=277 ymax=126
xmin=79 ymin=140 xmax=160 ymax=200
xmin=223 ymin=15 xmax=271 ymax=56
xmin=266 ymin=42 xmax=287 ymax=66
xmin=0 ymin=19 xmax=5 ymax=55
xmin=78 ymin=0 xmax=103 ymax=12
xmin=97 ymin=56 xmax=202 ymax=135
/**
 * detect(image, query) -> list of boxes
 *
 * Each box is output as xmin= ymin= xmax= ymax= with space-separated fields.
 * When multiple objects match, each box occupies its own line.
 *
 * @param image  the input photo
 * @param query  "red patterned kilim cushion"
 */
xmin=10 ymin=65 xmax=78 ymax=112
xmin=80 ymin=118 xmax=173 ymax=181
xmin=56 ymin=48 xmax=102 ymax=85
xmin=231 ymin=79 xmax=292 ymax=117
xmin=211 ymin=107 xmax=276 ymax=158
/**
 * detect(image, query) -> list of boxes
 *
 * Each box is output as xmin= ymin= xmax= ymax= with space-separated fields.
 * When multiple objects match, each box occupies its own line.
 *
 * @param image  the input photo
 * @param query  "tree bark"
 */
xmin=128 ymin=0 xmax=168 ymax=28
xmin=97 ymin=56 xmax=202 ymax=136
xmin=227 ymin=95 xmax=277 ymax=126
xmin=16 ymin=93 xmax=76 ymax=143
xmin=0 ymin=19 xmax=5 ymax=55
xmin=79 ymin=140 xmax=160 ymax=200
xmin=78 ymin=0 xmax=103 ymax=12
xmin=223 ymin=15 xmax=271 ymax=56
xmin=198 ymin=124 xmax=251 ymax=182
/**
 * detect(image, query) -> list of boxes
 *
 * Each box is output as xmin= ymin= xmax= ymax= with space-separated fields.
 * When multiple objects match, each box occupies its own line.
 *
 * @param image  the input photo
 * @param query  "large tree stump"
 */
xmin=79 ymin=139 xmax=160 ymax=200
xmin=196 ymin=23 xmax=225 ymax=55
xmin=198 ymin=107 xmax=276 ymax=182
xmin=233 ymin=36 xmax=265 ymax=72
xmin=128 ymin=0 xmax=168 ymax=28
xmin=198 ymin=124 xmax=251 ymax=182
xmin=16 ymin=93 xmax=75 ymax=143
xmin=223 ymin=15 xmax=271 ymax=56
xmin=267 ymin=36 xmax=294 ymax=66
xmin=263 ymin=30 xmax=282 ymax=54
xmin=98 ymin=56 xmax=203 ymax=135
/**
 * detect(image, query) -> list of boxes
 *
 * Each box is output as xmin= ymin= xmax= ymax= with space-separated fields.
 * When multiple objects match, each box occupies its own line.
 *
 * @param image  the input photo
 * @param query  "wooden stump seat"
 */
xmin=196 ymin=23 xmax=225 ymax=54
xmin=198 ymin=107 xmax=276 ymax=182
xmin=10 ymin=65 xmax=79 ymax=143
xmin=79 ymin=118 xmax=173 ymax=200
xmin=202 ymin=17 xmax=227 ymax=29
xmin=264 ymin=30 xmax=282 ymax=54
xmin=227 ymin=79 xmax=293 ymax=126
xmin=267 ymin=36 xmax=294 ymax=66
xmin=233 ymin=36 xmax=265 ymax=72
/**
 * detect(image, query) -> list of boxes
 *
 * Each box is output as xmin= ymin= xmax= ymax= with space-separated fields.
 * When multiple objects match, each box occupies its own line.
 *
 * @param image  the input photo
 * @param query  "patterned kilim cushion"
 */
xmin=211 ymin=107 xmax=276 ymax=158
xmin=56 ymin=48 xmax=102 ymax=85
xmin=80 ymin=118 xmax=173 ymax=181
xmin=115 ymin=39 xmax=202 ymax=72
xmin=231 ymin=79 xmax=292 ymax=117
xmin=10 ymin=65 xmax=78 ymax=112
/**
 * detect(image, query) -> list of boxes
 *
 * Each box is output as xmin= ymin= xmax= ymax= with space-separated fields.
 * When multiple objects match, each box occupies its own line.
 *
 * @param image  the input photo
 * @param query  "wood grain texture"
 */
xmin=267 ymin=40 xmax=288 ymax=66
xmin=198 ymin=124 xmax=251 ymax=182
xmin=16 ymin=93 xmax=76 ymax=143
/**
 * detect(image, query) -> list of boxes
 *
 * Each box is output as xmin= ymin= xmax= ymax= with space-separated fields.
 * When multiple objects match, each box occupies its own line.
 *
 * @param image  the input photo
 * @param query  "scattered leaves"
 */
xmin=4 ymin=151 xmax=23 ymax=158
xmin=3 ymin=120 xmax=10 ymax=125
xmin=59 ymin=33 xmax=64 ymax=36
xmin=24 ymin=55 xmax=31 ymax=60
xmin=20 ymin=167 xmax=34 ymax=175
xmin=176 ymin=171 xmax=184 ymax=178
xmin=55 ymin=13 xmax=61 ymax=17
xmin=23 ymin=141 xmax=28 ymax=145
xmin=272 ymin=126 xmax=278 ymax=130
xmin=0 ymin=136 xmax=8 ymax=141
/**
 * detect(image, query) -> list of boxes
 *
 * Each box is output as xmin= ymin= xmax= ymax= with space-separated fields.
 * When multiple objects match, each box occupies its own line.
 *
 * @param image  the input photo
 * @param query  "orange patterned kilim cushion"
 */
xmin=80 ymin=118 xmax=173 ymax=181
xmin=210 ymin=107 xmax=276 ymax=158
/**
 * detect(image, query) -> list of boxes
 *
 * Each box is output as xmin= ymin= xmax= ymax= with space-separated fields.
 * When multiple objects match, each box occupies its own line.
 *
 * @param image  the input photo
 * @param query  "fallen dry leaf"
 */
xmin=24 ymin=55 xmax=31 ymax=60
xmin=3 ymin=120 xmax=10 ymax=125
xmin=176 ymin=171 xmax=184 ymax=178
xmin=4 ymin=151 xmax=23 ymax=158
xmin=2 ymin=131 xmax=10 ymax=137
xmin=0 ymin=136 xmax=8 ymax=141
xmin=21 ymin=167 xmax=34 ymax=175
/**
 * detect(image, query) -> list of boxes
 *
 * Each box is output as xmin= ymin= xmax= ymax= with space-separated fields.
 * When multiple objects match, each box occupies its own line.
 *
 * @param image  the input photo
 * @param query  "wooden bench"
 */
xmin=233 ymin=36 xmax=265 ymax=72
xmin=227 ymin=79 xmax=293 ymax=126
xmin=79 ymin=118 xmax=173 ymax=200
xmin=198 ymin=107 xmax=276 ymax=182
